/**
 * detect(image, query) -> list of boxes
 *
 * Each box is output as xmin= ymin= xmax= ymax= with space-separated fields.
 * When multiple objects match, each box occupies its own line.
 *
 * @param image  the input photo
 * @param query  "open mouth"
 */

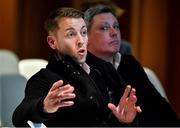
xmin=78 ymin=48 xmax=86 ymax=56
xmin=79 ymin=49 xmax=85 ymax=53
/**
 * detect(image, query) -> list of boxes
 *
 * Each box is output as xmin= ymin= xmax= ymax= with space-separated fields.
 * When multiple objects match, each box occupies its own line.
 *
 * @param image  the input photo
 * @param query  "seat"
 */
xmin=0 ymin=49 xmax=19 ymax=74
xmin=0 ymin=73 xmax=27 ymax=127
xmin=143 ymin=67 xmax=168 ymax=100
xmin=18 ymin=59 xmax=48 ymax=79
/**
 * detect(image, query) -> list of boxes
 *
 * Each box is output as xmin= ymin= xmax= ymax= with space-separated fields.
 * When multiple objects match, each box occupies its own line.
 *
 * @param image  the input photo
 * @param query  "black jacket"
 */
xmin=86 ymin=52 xmax=180 ymax=127
xmin=12 ymin=52 xmax=130 ymax=127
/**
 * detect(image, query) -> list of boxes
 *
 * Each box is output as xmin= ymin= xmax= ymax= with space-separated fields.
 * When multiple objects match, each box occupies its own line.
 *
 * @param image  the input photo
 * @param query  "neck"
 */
xmin=101 ymin=55 xmax=114 ymax=64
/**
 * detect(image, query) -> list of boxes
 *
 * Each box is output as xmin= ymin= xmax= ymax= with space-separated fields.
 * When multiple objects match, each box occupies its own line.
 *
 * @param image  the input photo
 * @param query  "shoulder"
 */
xmin=118 ymin=54 xmax=147 ymax=82
xmin=28 ymin=68 xmax=58 ymax=81
xmin=120 ymin=54 xmax=143 ymax=70
xmin=121 ymin=54 xmax=139 ymax=63
xmin=26 ymin=68 xmax=62 ymax=90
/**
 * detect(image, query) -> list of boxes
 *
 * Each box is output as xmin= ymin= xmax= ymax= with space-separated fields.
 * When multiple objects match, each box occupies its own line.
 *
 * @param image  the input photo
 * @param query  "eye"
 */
xmin=66 ymin=31 xmax=76 ymax=38
xmin=100 ymin=26 xmax=110 ymax=31
xmin=113 ymin=24 xmax=120 ymax=30
xmin=81 ymin=29 xmax=87 ymax=37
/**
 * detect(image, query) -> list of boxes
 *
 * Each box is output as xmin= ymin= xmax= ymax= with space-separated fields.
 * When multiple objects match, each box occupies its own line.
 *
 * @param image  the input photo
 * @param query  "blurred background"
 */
xmin=0 ymin=0 xmax=180 ymax=118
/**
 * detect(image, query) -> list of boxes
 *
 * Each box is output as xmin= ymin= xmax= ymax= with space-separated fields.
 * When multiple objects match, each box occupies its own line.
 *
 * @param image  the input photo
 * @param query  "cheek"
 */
xmin=118 ymin=32 xmax=121 ymax=40
xmin=96 ymin=35 xmax=108 ymax=46
xmin=88 ymin=32 xmax=108 ymax=47
xmin=56 ymin=40 xmax=70 ymax=53
xmin=65 ymin=43 xmax=74 ymax=50
xmin=61 ymin=44 xmax=75 ymax=55
xmin=84 ymin=37 xmax=88 ymax=45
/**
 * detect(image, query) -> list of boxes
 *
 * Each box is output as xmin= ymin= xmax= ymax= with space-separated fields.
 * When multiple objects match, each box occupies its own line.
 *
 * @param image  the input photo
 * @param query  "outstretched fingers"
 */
xmin=128 ymin=88 xmax=142 ymax=113
xmin=43 ymin=80 xmax=76 ymax=113
xmin=108 ymin=85 xmax=142 ymax=123
xmin=118 ymin=85 xmax=131 ymax=112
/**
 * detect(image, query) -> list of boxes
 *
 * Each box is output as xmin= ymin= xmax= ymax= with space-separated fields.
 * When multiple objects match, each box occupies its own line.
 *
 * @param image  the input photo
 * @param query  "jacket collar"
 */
xmin=47 ymin=51 xmax=90 ymax=75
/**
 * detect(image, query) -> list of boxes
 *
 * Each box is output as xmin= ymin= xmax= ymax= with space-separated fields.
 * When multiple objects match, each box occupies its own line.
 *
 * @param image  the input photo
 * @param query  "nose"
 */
xmin=109 ymin=27 xmax=118 ymax=37
xmin=77 ymin=34 xmax=84 ymax=47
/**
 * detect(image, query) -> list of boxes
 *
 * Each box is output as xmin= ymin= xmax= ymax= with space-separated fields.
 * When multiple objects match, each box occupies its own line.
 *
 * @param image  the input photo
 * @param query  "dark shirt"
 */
xmin=86 ymin=51 xmax=180 ymax=127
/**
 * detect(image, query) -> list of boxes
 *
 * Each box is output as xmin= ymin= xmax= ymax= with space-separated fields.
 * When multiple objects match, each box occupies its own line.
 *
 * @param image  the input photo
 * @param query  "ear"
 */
xmin=47 ymin=36 xmax=56 ymax=49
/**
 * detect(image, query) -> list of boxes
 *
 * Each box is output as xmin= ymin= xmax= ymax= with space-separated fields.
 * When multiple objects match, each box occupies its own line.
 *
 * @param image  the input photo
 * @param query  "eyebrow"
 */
xmin=65 ymin=27 xmax=74 ymax=32
xmin=102 ymin=21 xmax=119 ymax=25
xmin=65 ymin=25 xmax=87 ymax=32
xmin=81 ymin=26 xmax=87 ymax=30
xmin=65 ymin=26 xmax=87 ymax=31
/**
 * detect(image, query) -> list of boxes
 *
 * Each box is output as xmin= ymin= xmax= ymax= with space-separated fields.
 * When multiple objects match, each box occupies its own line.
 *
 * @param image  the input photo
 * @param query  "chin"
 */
xmin=113 ymin=48 xmax=120 ymax=53
xmin=79 ymin=58 xmax=86 ymax=64
xmin=76 ymin=57 xmax=86 ymax=64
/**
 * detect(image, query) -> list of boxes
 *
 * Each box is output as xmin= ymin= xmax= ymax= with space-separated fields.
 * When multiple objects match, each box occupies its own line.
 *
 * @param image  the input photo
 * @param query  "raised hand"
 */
xmin=108 ymin=85 xmax=142 ymax=123
xmin=43 ymin=80 xmax=76 ymax=113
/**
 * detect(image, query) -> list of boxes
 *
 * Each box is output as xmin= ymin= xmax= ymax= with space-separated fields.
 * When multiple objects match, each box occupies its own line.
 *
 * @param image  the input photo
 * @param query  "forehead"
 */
xmin=92 ymin=12 xmax=118 ymax=24
xmin=58 ymin=17 xmax=86 ymax=30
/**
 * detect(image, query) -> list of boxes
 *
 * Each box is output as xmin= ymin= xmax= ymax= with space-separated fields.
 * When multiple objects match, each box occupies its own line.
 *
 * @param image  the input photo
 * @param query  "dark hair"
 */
xmin=44 ymin=7 xmax=84 ymax=33
xmin=84 ymin=5 xmax=117 ymax=31
xmin=81 ymin=0 xmax=116 ymax=12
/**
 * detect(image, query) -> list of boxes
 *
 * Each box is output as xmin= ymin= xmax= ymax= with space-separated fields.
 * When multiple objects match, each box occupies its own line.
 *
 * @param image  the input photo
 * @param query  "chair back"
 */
xmin=19 ymin=59 xmax=48 ymax=79
xmin=143 ymin=67 xmax=168 ymax=100
xmin=0 ymin=49 xmax=19 ymax=74
xmin=0 ymin=73 xmax=27 ymax=127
